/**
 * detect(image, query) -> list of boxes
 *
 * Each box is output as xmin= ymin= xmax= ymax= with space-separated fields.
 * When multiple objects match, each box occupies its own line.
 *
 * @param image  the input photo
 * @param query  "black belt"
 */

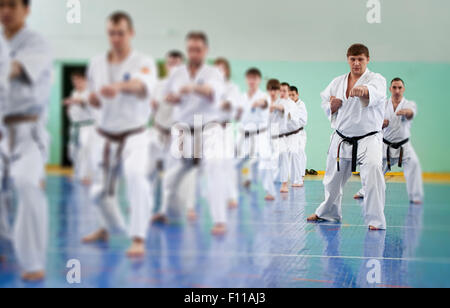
xmin=243 ymin=127 xmax=268 ymax=138
xmin=272 ymin=127 xmax=304 ymax=140
xmin=384 ymin=138 xmax=409 ymax=171
xmin=336 ymin=131 xmax=379 ymax=172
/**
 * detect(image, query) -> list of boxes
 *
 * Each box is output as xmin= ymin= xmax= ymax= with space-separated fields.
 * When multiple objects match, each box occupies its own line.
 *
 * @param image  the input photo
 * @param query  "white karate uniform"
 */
xmin=1 ymin=28 xmax=52 ymax=272
xmin=356 ymin=98 xmax=424 ymax=202
xmin=87 ymin=50 xmax=157 ymax=239
xmin=67 ymin=89 xmax=97 ymax=180
xmin=219 ymin=81 xmax=241 ymax=203
xmin=317 ymin=69 xmax=387 ymax=229
xmin=237 ymin=90 xmax=275 ymax=195
xmin=290 ymin=99 xmax=308 ymax=185
xmin=269 ymin=98 xmax=299 ymax=184
xmin=160 ymin=64 xmax=227 ymax=224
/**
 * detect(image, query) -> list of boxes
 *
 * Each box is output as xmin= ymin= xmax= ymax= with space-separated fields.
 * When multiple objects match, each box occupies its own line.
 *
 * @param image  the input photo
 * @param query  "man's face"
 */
xmin=186 ymin=38 xmax=208 ymax=66
xmin=390 ymin=81 xmax=405 ymax=100
xmin=347 ymin=54 xmax=369 ymax=76
xmin=246 ymin=75 xmax=261 ymax=91
xmin=0 ymin=0 xmax=29 ymax=30
xmin=289 ymin=91 xmax=299 ymax=102
xmin=280 ymin=86 xmax=289 ymax=99
xmin=215 ymin=63 xmax=229 ymax=80
xmin=107 ymin=19 xmax=134 ymax=52
xmin=165 ymin=56 xmax=183 ymax=74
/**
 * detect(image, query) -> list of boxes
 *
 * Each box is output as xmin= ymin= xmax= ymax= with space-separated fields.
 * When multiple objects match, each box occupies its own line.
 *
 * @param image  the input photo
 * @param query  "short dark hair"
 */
xmin=347 ymin=44 xmax=370 ymax=58
xmin=266 ymin=79 xmax=281 ymax=91
xmin=108 ymin=11 xmax=134 ymax=30
xmin=289 ymin=86 xmax=298 ymax=94
xmin=214 ymin=57 xmax=231 ymax=80
xmin=391 ymin=77 xmax=405 ymax=86
xmin=246 ymin=68 xmax=262 ymax=78
xmin=22 ymin=0 xmax=30 ymax=6
xmin=280 ymin=82 xmax=290 ymax=89
xmin=186 ymin=31 xmax=209 ymax=46
xmin=167 ymin=50 xmax=184 ymax=60
xmin=71 ymin=68 xmax=86 ymax=78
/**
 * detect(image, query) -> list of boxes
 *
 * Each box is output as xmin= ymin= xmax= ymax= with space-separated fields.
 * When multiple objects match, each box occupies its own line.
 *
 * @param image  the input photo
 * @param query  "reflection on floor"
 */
xmin=1 ymin=174 xmax=450 ymax=288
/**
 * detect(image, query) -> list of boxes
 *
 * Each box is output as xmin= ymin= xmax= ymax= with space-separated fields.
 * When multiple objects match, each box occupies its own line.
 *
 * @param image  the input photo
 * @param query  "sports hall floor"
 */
xmin=0 ymin=170 xmax=449 ymax=288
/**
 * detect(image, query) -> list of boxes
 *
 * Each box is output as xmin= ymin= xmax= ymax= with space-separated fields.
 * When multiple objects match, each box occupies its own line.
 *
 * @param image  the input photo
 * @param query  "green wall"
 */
xmin=47 ymin=60 xmax=450 ymax=172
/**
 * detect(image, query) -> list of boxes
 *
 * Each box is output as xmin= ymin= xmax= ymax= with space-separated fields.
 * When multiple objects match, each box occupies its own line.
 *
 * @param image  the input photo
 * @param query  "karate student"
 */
xmin=269 ymin=81 xmax=301 ymax=194
xmin=307 ymin=44 xmax=387 ymax=230
xmin=82 ymin=12 xmax=157 ymax=258
xmin=354 ymin=78 xmax=424 ymax=204
xmin=64 ymin=69 xmax=96 ymax=184
xmin=0 ymin=0 xmax=52 ymax=281
xmin=214 ymin=57 xmax=241 ymax=209
xmin=236 ymin=68 xmax=273 ymax=200
xmin=154 ymin=32 xmax=227 ymax=235
xmin=289 ymin=85 xmax=308 ymax=187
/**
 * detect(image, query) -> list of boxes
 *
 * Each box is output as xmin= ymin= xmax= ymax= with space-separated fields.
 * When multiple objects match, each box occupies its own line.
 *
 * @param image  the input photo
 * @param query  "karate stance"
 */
xmin=354 ymin=78 xmax=424 ymax=204
xmin=64 ymin=70 xmax=97 ymax=184
xmin=0 ymin=0 xmax=52 ymax=280
xmin=289 ymin=85 xmax=308 ymax=187
xmin=82 ymin=12 xmax=157 ymax=257
xmin=308 ymin=44 xmax=388 ymax=230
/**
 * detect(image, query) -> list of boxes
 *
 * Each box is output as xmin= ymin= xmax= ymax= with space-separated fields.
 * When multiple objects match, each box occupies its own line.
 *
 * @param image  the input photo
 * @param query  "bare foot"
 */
xmin=81 ymin=177 xmax=92 ymax=186
xmin=412 ymin=200 xmax=423 ymax=205
xmin=82 ymin=229 xmax=109 ymax=244
xmin=187 ymin=209 xmax=197 ymax=221
xmin=292 ymin=183 xmax=304 ymax=188
xmin=211 ymin=223 xmax=227 ymax=236
xmin=22 ymin=271 xmax=45 ymax=282
xmin=0 ymin=255 xmax=6 ymax=264
xmin=353 ymin=194 xmax=364 ymax=200
xmin=151 ymin=214 xmax=169 ymax=224
xmin=264 ymin=194 xmax=275 ymax=201
xmin=369 ymin=226 xmax=382 ymax=231
xmin=280 ymin=183 xmax=289 ymax=193
xmin=307 ymin=214 xmax=321 ymax=222
xmin=126 ymin=238 xmax=145 ymax=258
xmin=228 ymin=200 xmax=238 ymax=209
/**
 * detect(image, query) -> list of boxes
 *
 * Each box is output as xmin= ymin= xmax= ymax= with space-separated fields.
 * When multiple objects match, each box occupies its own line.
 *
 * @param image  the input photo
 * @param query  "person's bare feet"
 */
xmin=412 ymin=200 xmax=423 ymax=205
xmin=187 ymin=209 xmax=197 ymax=221
xmin=228 ymin=200 xmax=238 ymax=209
xmin=151 ymin=213 xmax=169 ymax=224
xmin=21 ymin=271 xmax=45 ymax=282
xmin=211 ymin=223 xmax=227 ymax=236
xmin=126 ymin=238 xmax=145 ymax=258
xmin=307 ymin=214 xmax=321 ymax=222
xmin=280 ymin=183 xmax=289 ymax=193
xmin=264 ymin=194 xmax=275 ymax=201
xmin=82 ymin=229 xmax=109 ymax=244
xmin=292 ymin=183 xmax=304 ymax=188
xmin=81 ymin=177 xmax=92 ymax=186
xmin=0 ymin=255 xmax=6 ymax=264
xmin=353 ymin=193 xmax=364 ymax=200
xmin=369 ymin=226 xmax=382 ymax=231
xmin=243 ymin=180 xmax=251 ymax=189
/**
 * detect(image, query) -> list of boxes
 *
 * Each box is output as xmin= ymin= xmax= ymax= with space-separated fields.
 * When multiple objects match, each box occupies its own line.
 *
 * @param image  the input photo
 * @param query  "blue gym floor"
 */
xmin=1 ymin=174 xmax=450 ymax=288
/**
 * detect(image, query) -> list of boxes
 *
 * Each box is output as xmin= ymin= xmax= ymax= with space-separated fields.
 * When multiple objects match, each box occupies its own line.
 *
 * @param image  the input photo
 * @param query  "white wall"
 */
xmin=29 ymin=0 xmax=450 ymax=61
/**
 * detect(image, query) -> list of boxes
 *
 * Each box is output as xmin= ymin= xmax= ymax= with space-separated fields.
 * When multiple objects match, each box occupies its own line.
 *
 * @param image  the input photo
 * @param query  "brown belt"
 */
xmin=153 ymin=122 xmax=172 ymax=136
xmin=272 ymin=127 xmax=304 ymax=139
xmin=98 ymin=126 xmax=146 ymax=196
xmin=4 ymin=115 xmax=39 ymax=126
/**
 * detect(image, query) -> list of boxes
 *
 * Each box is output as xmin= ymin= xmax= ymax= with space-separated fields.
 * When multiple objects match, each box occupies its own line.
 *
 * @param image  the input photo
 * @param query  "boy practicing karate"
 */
xmin=308 ymin=44 xmax=388 ymax=231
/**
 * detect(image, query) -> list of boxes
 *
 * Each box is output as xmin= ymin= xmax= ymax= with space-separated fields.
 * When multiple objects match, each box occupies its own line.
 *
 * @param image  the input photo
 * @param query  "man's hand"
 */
xmin=89 ymin=93 xmax=101 ymax=108
xmin=166 ymin=93 xmax=181 ymax=104
xmin=252 ymin=99 xmax=267 ymax=109
xmin=9 ymin=61 xmax=23 ymax=79
xmin=221 ymin=101 xmax=232 ymax=112
xmin=100 ymin=84 xmax=120 ymax=99
xmin=330 ymin=96 xmax=343 ymax=114
xmin=396 ymin=108 xmax=414 ymax=120
xmin=179 ymin=84 xmax=195 ymax=95
xmin=349 ymin=86 xmax=369 ymax=98
xmin=151 ymin=99 xmax=159 ymax=111
xmin=270 ymin=104 xmax=284 ymax=113
xmin=382 ymin=119 xmax=390 ymax=129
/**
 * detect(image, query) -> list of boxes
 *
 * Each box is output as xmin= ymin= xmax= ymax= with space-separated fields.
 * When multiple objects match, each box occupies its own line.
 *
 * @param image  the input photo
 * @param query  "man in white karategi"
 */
xmin=0 ymin=0 xmax=52 ymax=281
xmin=236 ymin=68 xmax=274 ymax=200
xmin=153 ymin=32 xmax=227 ymax=235
xmin=289 ymin=85 xmax=308 ymax=187
xmin=64 ymin=69 xmax=97 ymax=184
xmin=82 ymin=12 xmax=157 ymax=258
xmin=354 ymin=78 xmax=424 ymax=204
xmin=214 ymin=57 xmax=241 ymax=209
xmin=308 ymin=44 xmax=387 ymax=230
